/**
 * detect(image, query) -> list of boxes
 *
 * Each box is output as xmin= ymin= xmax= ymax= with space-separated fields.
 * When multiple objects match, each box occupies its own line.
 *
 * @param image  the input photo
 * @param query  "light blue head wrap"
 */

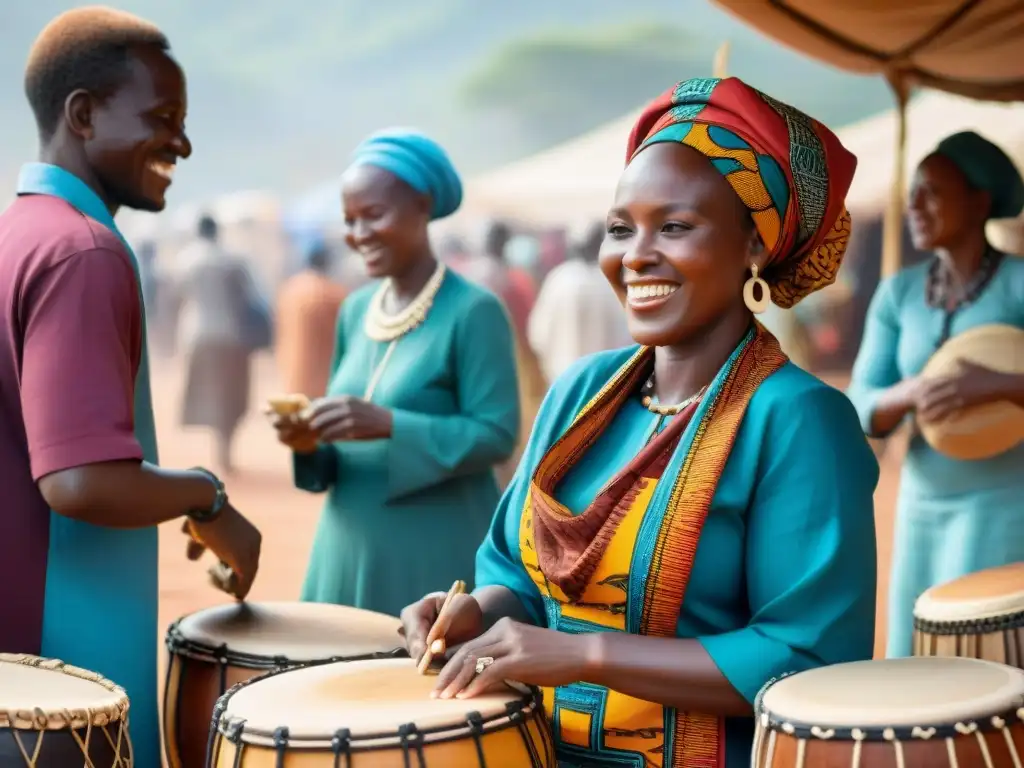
xmin=348 ymin=128 xmax=463 ymax=220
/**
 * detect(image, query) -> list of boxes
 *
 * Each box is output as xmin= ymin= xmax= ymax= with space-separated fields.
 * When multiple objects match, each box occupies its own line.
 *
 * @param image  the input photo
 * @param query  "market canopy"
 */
xmin=713 ymin=0 xmax=1024 ymax=276
xmin=712 ymin=1 xmax=1024 ymax=101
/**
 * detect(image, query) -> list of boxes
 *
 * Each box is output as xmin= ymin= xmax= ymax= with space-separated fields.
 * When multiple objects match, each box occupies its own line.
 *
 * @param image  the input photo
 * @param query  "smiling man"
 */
xmin=0 ymin=8 xmax=262 ymax=766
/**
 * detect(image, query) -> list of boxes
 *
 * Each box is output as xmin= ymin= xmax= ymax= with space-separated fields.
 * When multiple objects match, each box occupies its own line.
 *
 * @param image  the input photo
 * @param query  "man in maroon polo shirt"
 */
xmin=0 ymin=8 xmax=262 ymax=766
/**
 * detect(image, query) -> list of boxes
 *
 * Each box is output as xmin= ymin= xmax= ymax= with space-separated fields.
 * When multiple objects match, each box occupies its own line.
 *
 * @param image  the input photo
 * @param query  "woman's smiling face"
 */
xmin=600 ymin=141 xmax=763 ymax=348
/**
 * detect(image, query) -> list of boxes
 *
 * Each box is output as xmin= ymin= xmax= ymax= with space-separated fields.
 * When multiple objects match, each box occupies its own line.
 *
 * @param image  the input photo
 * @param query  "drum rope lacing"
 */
xmin=165 ymin=619 xmax=410 ymax=669
xmin=206 ymin=661 xmax=556 ymax=768
xmin=0 ymin=654 xmax=132 ymax=768
xmin=913 ymin=608 xmax=1024 ymax=635
xmin=754 ymin=699 xmax=1024 ymax=768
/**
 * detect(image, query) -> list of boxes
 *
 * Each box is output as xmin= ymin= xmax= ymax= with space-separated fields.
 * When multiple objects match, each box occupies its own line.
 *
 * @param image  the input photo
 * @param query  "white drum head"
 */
xmin=219 ymin=658 xmax=533 ymax=748
xmin=914 ymin=563 xmax=1024 ymax=623
xmin=760 ymin=657 xmax=1024 ymax=729
xmin=0 ymin=655 xmax=128 ymax=730
xmin=172 ymin=601 xmax=403 ymax=662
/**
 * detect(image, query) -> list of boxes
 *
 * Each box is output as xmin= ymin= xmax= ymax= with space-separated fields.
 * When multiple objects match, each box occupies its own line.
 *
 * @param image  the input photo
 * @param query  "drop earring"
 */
xmin=743 ymin=264 xmax=770 ymax=314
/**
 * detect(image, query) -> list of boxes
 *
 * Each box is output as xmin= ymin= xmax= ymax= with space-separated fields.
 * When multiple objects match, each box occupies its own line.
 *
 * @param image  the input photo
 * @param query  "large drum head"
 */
xmin=760 ymin=658 xmax=1024 ymax=730
xmin=172 ymin=601 xmax=404 ymax=663
xmin=0 ymin=654 xmax=127 ymax=729
xmin=0 ymin=654 xmax=130 ymax=766
xmin=915 ymin=563 xmax=1024 ymax=622
xmin=219 ymin=658 xmax=534 ymax=748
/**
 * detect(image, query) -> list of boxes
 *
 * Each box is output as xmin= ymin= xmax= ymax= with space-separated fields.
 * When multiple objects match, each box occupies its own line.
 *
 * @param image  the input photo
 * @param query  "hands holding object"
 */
xmin=266 ymin=393 xmax=393 ymax=448
xmin=413 ymin=580 xmax=467 ymax=674
xmin=400 ymin=582 xmax=590 ymax=701
xmin=179 ymin=468 xmax=261 ymax=602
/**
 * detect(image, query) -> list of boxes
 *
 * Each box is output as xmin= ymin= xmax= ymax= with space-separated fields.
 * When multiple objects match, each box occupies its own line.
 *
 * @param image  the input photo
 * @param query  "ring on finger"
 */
xmin=475 ymin=656 xmax=495 ymax=675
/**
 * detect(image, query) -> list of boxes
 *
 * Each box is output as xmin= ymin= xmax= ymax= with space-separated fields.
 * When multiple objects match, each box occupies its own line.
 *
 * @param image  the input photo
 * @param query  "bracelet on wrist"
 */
xmin=187 ymin=467 xmax=228 ymax=523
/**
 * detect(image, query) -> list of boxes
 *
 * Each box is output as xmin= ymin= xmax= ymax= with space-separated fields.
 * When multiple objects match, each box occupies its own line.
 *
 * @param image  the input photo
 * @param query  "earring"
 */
xmin=743 ymin=264 xmax=770 ymax=314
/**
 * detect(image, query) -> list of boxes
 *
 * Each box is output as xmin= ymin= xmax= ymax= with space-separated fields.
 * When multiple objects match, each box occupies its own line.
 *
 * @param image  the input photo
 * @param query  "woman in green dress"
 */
xmin=400 ymin=77 xmax=879 ymax=768
xmin=846 ymin=131 xmax=1024 ymax=658
xmin=272 ymin=129 xmax=520 ymax=617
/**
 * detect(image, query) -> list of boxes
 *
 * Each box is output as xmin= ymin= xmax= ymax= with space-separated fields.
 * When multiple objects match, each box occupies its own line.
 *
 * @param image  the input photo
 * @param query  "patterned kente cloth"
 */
xmin=628 ymin=77 xmax=857 ymax=309
xmin=525 ymin=325 xmax=788 ymax=768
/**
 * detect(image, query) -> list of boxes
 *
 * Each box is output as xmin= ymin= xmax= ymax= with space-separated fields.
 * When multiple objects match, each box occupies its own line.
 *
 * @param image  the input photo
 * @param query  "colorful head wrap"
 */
xmin=931 ymin=131 xmax=1024 ymax=221
xmin=626 ymin=77 xmax=857 ymax=308
xmin=349 ymin=128 xmax=463 ymax=220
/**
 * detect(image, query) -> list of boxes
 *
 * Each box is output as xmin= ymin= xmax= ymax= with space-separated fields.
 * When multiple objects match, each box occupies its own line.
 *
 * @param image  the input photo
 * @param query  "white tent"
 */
xmin=456 ymin=111 xmax=641 ymax=229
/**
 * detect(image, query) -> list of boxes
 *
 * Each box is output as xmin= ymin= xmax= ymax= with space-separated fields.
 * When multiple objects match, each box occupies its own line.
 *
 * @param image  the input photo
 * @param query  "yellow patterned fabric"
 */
xmin=522 ymin=324 xmax=788 ymax=766
xmin=627 ymin=77 xmax=858 ymax=309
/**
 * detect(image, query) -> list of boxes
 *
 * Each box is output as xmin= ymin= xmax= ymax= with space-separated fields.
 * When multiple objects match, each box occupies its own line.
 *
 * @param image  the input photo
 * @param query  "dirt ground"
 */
xmin=151 ymin=355 xmax=902 ymax=687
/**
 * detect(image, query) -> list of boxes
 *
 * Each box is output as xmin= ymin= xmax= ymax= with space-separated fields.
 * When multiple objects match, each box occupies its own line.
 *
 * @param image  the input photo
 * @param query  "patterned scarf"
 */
xmin=530 ymin=324 xmax=787 ymax=601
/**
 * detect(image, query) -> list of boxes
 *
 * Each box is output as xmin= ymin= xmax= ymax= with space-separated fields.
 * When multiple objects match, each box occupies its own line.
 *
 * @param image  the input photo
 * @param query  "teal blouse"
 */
xmin=293 ymin=270 xmax=520 ymax=617
xmin=476 ymin=348 xmax=879 ymax=766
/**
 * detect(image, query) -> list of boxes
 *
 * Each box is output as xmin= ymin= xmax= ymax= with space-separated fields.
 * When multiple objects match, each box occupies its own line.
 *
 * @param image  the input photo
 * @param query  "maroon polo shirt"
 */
xmin=0 ymin=194 xmax=144 ymax=653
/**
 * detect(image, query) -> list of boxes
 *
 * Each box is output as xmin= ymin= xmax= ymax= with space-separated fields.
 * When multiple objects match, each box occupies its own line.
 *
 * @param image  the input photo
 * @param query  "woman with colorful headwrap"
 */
xmin=270 ymin=129 xmax=520 ymax=616
xmin=399 ymin=78 xmax=878 ymax=767
xmin=847 ymin=130 xmax=1024 ymax=659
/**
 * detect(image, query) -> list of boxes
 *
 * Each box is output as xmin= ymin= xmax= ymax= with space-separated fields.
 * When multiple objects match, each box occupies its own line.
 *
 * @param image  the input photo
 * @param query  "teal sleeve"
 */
xmin=846 ymin=277 xmax=902 ymax=437
xmin=698 ymin=386 xmax=879 ymax=704
xmin=386 ymin=296 xmax=519 ymax=501
xmin=292 ymin=297 xmax=348 ymax=493
xmin=474 ymin=457 xmax=545 ymax=625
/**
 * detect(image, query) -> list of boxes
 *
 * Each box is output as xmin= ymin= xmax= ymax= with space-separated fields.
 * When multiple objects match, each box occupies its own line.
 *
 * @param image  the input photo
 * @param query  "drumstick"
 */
xmin=208 ymin=561 xmax=240 ymax=597
xmin=416 ymin=580 xmax=465 ymax=675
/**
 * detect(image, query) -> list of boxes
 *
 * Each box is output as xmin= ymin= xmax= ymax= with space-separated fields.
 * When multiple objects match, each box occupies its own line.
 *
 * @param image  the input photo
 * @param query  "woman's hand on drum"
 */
xmin=432 ymin=618 xmax=591 ymax=700
xmin=267 ymin=412 xmax=320 ymax=454
xmin=303 ymin=396 xmax=394 ymax=442
xmin=400 ymin=592 xmax=484 ymax=663
xmin=914 ymin=361 xmax=1011 ymax=423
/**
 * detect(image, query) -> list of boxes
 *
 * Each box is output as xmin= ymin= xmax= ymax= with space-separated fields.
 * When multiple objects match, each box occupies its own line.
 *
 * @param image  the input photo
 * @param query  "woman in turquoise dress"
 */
xmin=272 ymin=129 xmax=520 ymax=617
xmin=399 ymin=77 xmax=879 ymax=768
xmin=846 ymin=131 xmax=1024 ymax=658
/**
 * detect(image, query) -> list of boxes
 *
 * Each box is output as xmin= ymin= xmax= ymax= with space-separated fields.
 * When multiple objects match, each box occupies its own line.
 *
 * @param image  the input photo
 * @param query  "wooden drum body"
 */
xmin=914 ymin=562 xmax=1024 ymax=667
xmin=753 ymin=657 xmax=1024 ymax=768
xmin=208 ymin=657 xmax=556 ymax=767
xmin=0 ymin=654 xmax=132 ymax=766
xmin=163 ymin=601 xmax=405 ymax=768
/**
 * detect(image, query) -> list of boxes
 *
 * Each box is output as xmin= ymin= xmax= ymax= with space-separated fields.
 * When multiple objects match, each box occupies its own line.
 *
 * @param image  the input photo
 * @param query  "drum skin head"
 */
xmin=915 ymin=562 xmax=1024 ymax=622
xmin=760 ymin=658 xmax=1024 ymax=728
xmin=174 ymin=601 xmax=404 ymax=661
xmin=0 ymin=654 xmax=127 ymax=730
xmin=219 ymin=658 xmax=527 ymax=745
xmin=919 ymin=323 xmax=1024 ymax=461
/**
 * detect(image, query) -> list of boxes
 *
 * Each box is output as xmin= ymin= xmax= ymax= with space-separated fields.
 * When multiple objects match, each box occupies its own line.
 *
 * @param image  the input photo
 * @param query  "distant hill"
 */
xmin=0 ymin=1 xmax=894 ymax=208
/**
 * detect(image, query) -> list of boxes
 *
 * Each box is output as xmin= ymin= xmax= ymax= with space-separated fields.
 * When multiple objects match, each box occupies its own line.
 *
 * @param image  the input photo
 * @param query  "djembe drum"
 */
xmin=0 ymin=654 xmax=132 ymax=766
xmin=913 ymin=562 xmax=1024 ymax=668
xmin=164 ymin=601 xmax=405 ymax=768
xmin=208 ymin=657 xmax=555 ymax=767
xmin=753 ymin=657 xmax=1024 ymax=767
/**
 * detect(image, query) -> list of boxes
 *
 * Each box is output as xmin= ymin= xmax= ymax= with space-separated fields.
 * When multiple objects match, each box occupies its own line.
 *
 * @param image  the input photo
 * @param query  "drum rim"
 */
xmin=752 ymin=662 xmax=1024 ymax=743
xmin=165 ymin=618 xmax=409 ymax=668
xmin=754 ymin=704 xmax=1024 ymax=743
xmin=210 ymin=660 xmax=545 ymax=751
xmin=0 ymin=654 xmax=129 ymax=731
xmin=913 ymin=608 xmax=1024 ymax=635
